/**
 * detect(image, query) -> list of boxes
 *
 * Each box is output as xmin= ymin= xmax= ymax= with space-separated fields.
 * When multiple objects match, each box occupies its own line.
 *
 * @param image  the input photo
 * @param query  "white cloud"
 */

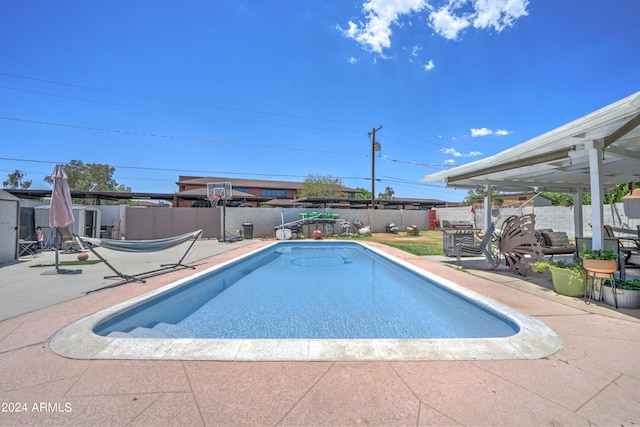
xmin=473 ymin=0 xmax=530 ymax=32
xmin=444 ymin=159 xmax=456 ymax=165
xmin=339 ymin=0 xmax=428 ymax=54
xmin=423 ymin=59 xmax=435 ymax=71
xmin=471 ymin=127 xmax=511 ymax=137
xmin=471 ymin=127 xmax=492 ymax=137
xmin=347 ymin=56 xmax=358 ymax=64
xmin=341 ymin=0 xmax=529 ymax=53
xmin=429 ymin=0 xmax=529 ymax=40
xmin=441 ymin=147 xmax=483 ymax=157
xmin=411 ymin=45 xmax=421 ymax=56
xmin=441 ymin=147 xmax=461 ymax=157
xmin=428 ymin=6 xmax=471 ymax=40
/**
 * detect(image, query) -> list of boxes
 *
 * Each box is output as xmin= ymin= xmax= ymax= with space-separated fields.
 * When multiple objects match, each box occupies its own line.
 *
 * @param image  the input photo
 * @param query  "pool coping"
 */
xmin=50 ymin=241 xmax=562 ymax=361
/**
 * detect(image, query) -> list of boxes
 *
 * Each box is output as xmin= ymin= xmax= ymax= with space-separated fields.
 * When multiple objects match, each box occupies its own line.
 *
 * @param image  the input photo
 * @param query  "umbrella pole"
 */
xmin=55 ymin=228 xmax=60 ymax=272
xmin=53 ymin=227 xmax=82 ymax=275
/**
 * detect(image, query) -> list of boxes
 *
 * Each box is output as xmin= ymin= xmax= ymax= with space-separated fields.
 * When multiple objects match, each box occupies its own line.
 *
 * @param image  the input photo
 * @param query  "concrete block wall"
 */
xmin=224 ymin=208 xmax=429 ymax=238
xmin=436 ymin=203 xmax=640 ymax=238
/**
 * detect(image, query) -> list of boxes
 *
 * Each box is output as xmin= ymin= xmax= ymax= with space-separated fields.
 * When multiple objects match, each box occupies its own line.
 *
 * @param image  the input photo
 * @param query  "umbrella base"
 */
xmin=41 ymin=268 xmax=83 ymax=276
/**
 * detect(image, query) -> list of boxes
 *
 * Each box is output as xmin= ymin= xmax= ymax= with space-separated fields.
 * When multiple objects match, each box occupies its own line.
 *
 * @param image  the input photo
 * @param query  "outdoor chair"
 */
xmin=18 ymin=239 xmax=39 ymax=257
xmin=604 ymin=225 xmax=640 ymax=251
xmin=603 ymin=225 xmax=640 ymax=267
xmin=456 ymin=223 xmax=498 ymax=269
xmin=59 ymin=226 xmax=83 ymax=252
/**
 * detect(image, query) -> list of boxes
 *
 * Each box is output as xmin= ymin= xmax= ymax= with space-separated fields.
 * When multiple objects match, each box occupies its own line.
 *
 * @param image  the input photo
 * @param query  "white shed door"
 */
xmin=0 ymin=200 xmax=18 ymax=262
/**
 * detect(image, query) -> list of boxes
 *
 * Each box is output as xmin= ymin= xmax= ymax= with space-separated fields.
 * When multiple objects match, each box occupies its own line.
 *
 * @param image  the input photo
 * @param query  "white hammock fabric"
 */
xmin=79 ymin=230 xmax=202 ymax=253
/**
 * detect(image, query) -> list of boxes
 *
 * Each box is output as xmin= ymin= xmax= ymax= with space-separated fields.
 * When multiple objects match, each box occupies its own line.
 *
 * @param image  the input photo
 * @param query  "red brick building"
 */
xmin=175 ymin=176 xmax=359 ymax=207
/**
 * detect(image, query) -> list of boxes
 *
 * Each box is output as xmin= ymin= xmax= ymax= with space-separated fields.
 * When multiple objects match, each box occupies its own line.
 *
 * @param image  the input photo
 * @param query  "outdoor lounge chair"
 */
xmin=456 ymin=223 xmax=498 ymax=269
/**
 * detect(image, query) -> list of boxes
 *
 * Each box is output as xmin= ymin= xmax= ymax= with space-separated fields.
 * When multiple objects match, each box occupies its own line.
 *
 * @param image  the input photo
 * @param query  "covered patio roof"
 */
xmin=423 ymin=91 xmax=640 ymax=250
xmin=423 ymin=91 xmax=640 ymax=193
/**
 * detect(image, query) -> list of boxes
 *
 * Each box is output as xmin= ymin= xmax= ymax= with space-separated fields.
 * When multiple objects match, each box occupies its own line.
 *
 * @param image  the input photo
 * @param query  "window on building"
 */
xmin=234 ymin=187 xmax=251 ymax=194
xmin=260 ymin=189 xmax=287 ymax=198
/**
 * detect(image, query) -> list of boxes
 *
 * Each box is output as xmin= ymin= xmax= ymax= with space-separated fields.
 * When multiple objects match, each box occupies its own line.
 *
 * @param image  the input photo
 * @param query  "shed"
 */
xmin=0 ymin=189 xmax=21 ymax=262
xmin=34 ymin=205 xmax=101 ymax=243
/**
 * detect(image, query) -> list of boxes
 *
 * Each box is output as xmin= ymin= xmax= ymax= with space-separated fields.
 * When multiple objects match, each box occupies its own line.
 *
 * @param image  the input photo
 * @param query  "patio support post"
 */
xmin=483 ymin=184 xmax=492 ymax=231
xmin=587 ymin=140 xmax=605 ymax=249
xmin=572 ymin=189 xmax=583 ymax=239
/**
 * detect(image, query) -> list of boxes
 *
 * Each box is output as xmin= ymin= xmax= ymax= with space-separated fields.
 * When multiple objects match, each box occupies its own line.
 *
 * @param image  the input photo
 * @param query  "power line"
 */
xmin=1 ymin=73 xmax=456 ymax=148
xmin=0 ymin=157 xmax=371 ymax=182
xmin=0 ymin=72 xmax=373 ymax=127
xmin=0 ymin=85 xmax=368 ymax=134
xmin=381 ymin=155 xmax=450 ymax=168
xmin=0 ymin=116 xmax=368 ymax=158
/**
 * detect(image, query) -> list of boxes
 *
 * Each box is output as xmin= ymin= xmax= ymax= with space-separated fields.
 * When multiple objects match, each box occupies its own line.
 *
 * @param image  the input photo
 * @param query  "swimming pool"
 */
xmin=51 ymin=241 xmax=561 ymax=361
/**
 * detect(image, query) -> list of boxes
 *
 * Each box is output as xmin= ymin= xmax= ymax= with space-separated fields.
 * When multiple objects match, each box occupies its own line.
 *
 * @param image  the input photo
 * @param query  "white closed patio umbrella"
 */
xmin=44 ymin=164 xmax=81 ymax=275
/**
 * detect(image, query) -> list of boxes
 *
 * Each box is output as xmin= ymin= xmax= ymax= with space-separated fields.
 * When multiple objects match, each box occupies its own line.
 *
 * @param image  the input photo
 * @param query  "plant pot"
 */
xmin=549 ymin=266 xmax=586 ymax=297
xmin=602 ymin=286 xmax=640 ymax=309
xmin=582 ymin=259 xmax=617 ymax=274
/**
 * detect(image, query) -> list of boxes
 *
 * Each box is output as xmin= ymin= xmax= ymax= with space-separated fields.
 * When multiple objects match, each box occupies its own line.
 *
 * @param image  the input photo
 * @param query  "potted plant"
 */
xmin=601 ymin=278 xmax=640 ymax=309
xmin=530 ymin=260 xmax=586 ymax=297
xmin=579 ymin=249 xmax=621 ymax=274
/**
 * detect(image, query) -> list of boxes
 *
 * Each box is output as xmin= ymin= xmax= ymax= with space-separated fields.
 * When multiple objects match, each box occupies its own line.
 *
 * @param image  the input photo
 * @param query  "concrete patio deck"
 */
xmin=1 ymin=239 xmax=639 ymax=426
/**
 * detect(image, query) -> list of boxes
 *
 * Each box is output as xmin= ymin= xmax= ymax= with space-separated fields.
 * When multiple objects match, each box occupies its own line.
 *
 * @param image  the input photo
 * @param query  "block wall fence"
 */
xmin=434 ymin=203 xmax=640 ymax=238
xmin=19 ymin=201 xmax=640 ymax=240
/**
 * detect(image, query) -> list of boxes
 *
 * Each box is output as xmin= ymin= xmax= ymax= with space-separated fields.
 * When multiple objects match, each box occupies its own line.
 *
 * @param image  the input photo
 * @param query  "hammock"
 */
xmin=80 ymin=230 xmax=202 ymax=253
xmin=75 ymin=229 xmax=203 ymax=288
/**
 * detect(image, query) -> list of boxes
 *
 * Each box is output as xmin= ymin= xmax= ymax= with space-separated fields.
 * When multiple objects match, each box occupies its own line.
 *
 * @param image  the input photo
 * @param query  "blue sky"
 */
xmin=1 ymin=0 xmax=639 ymax=202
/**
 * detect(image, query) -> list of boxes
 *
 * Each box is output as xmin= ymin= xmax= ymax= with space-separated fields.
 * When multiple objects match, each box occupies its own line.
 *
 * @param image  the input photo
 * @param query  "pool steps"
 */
xmin=107 ymin=322 xmax=196 ymax=339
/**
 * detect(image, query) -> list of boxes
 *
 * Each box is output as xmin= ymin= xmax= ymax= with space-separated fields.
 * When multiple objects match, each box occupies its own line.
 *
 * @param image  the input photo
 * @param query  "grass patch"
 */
xmin=334 ymin=230 xmax=444 ymax=257
xmin=30 ymin=260 xmax=103 ymax=268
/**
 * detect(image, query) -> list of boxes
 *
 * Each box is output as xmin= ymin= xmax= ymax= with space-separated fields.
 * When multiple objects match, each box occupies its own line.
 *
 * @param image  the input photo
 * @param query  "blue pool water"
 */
xmin=94 ymin=242 xmax=519 ymax=340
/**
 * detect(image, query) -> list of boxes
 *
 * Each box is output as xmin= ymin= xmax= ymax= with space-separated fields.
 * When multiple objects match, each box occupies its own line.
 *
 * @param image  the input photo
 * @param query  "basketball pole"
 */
xmin=222 ymin=198 xmax=227 ymax=242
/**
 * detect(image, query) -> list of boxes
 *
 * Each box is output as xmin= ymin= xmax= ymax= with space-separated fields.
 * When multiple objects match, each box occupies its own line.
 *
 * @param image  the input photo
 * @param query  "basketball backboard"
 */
xmin=207 ymin=182 xmax=233 ymax=201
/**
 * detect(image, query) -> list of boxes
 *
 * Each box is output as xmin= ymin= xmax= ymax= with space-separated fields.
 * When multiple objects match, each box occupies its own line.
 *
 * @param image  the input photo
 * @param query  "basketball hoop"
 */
xmin=207 ymin=181 xmax=233 ymax=242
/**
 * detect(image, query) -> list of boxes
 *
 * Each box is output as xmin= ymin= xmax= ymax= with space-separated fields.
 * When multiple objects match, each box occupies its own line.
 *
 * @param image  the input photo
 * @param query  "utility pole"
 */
xmin=368 ymin=125 xmax=382 ymax=209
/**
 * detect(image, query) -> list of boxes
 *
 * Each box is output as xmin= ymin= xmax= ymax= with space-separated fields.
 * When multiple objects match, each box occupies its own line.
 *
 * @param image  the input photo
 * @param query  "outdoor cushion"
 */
xmin=541 ymin=232 xmax=571 ymax=247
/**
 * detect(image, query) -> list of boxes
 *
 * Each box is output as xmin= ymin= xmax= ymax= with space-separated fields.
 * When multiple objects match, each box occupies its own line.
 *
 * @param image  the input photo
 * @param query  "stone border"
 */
xmin=50 ymin=241 xmax=561 ymax=361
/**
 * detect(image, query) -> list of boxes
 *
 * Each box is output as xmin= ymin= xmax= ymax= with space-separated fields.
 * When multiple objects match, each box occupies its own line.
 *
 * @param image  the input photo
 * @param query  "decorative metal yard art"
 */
xmin=498 ymin=214 xmax=544 ymax=277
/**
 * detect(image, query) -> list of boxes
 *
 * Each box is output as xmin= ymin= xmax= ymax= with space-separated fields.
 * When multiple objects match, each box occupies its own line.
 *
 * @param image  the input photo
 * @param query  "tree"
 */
xmin=463 ymin=188 xmax=501 ymax=205
xmin=541 ymin=182 xmax=639 ymax=206
xmin=355 ymin=187 xmax=371 ymax=200
xmin=44 ymin=160 xmax=131 ymax=204
xmin=3 ymin=170 xmax=32 ymax=189
xmin=377 ymin=186 xmax=395 ymax=200
xmin=299 ymin=174 xmax=345 ymax=198
xmin=45 ymin=160 xmax=131 ymax=192
xmin=540 ymin=192 xmax=574 ymax=206
xmin=603 ymin=183 xmax=638 ymax=204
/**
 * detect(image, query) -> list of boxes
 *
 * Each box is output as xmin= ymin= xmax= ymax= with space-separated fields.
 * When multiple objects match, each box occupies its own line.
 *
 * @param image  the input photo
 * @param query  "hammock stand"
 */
xmin=75 ymin=229 xmax=203 ymax=288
